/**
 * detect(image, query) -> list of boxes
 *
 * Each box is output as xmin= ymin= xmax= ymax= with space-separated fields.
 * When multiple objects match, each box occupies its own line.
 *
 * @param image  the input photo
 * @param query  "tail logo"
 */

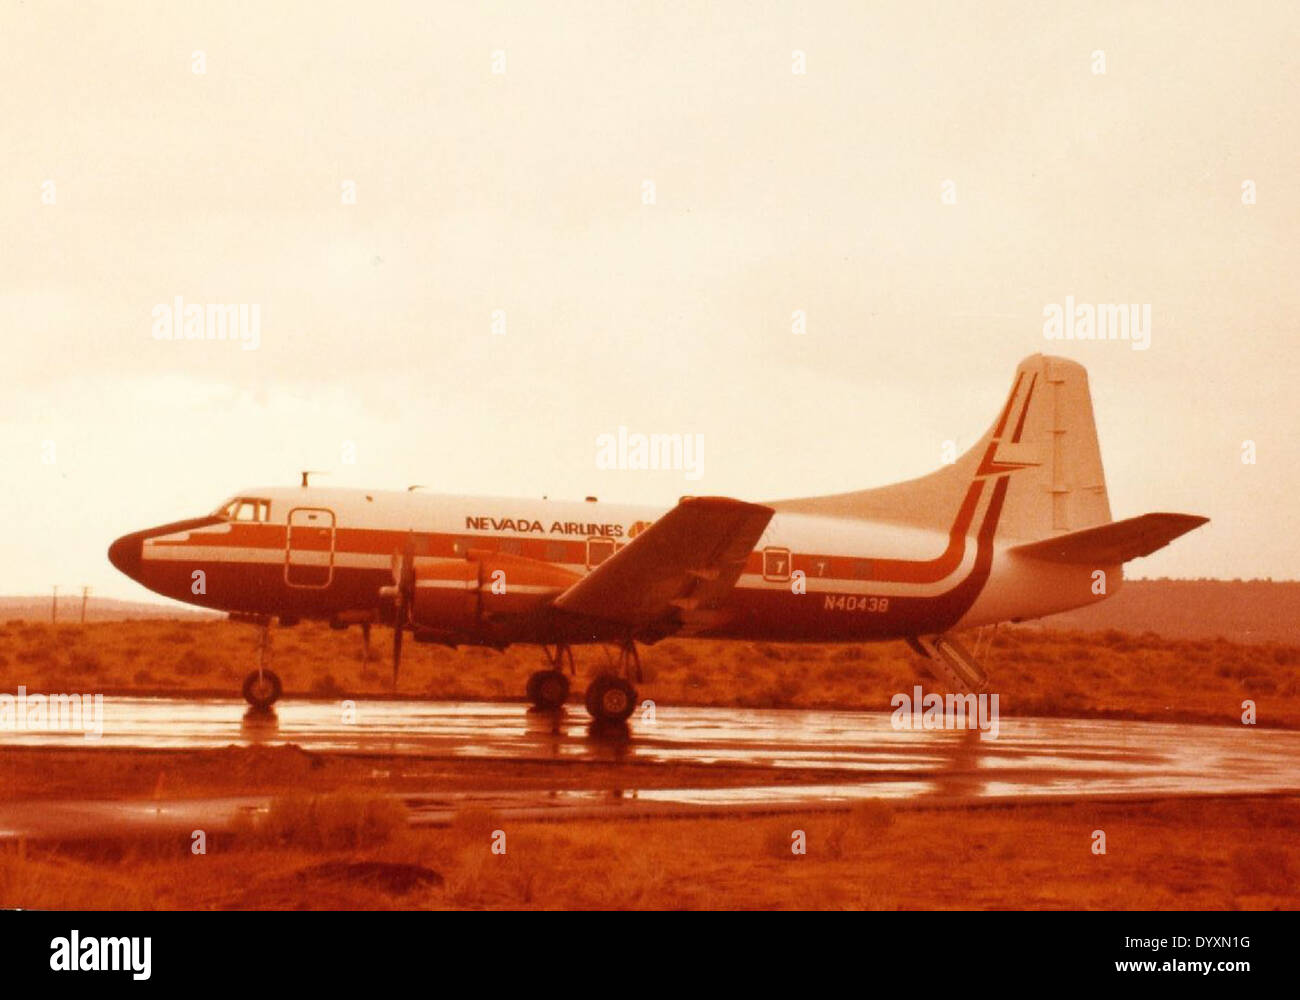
xmin=975 ymin=372 xmax=1041 ymax=479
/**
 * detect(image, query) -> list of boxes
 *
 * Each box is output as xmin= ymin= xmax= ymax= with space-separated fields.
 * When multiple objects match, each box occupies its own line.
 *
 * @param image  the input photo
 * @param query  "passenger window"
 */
xmin=499 ymin=539 xmax=522 ymax=556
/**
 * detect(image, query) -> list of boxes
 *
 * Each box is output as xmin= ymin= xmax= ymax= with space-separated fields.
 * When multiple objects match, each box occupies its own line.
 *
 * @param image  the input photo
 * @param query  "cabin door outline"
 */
xmin=284 ymin=506 xmax=336 ymax=588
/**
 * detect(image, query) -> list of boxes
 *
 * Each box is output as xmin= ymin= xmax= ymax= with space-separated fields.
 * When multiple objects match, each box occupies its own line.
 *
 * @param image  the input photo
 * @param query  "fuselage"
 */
xmin=108 ymin=482 xmax=1112 ymax=646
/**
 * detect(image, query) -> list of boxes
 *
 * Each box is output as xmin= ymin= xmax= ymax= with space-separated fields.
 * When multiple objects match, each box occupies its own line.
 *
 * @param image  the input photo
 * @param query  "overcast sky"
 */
xmin=2 ymin=0 xmax=1297 ymax=601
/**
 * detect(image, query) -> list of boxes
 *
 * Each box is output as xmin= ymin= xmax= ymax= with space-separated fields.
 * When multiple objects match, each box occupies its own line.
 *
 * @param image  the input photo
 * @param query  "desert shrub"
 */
xmin=174 ymin=650 xmax=214 ymax=676
xmin=243 ymin=792 xmax=407 ymax=850
xmin=1231 ymin=846 xmax=1291 ymax=894
xmin=449 ymin=806 xmax=502 ymax=840
xmin=849 ymin=799 xmax=896 ymax=831
xmin=762 ymin=676 xmax=803 ymax=707
xmin=67 ymin=651 xmax=101 ymax=674
xmin=763 ymin=825 xmax=805 ymax=861
xmin=823 ymin=821 xmax=848 ymax=859
xmin=310 ymin=673 xmax=344 ymax=697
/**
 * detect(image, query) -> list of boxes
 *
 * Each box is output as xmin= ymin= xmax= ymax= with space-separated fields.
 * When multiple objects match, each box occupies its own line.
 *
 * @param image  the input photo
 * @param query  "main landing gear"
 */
xmin=525 ymin=641 xmax=640 ymax=724
xmin=586 ymin=641 xmax=639 ymax=724
xmin=526 ymin=644 xmax=573 ymax=710
xmin=241 ymin=618 xmax=283 ymax=711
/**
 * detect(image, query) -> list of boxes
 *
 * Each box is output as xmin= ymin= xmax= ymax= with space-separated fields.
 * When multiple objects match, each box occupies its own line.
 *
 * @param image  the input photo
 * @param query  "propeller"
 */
xmin=380 ymin=532 xmax=416 ymax=686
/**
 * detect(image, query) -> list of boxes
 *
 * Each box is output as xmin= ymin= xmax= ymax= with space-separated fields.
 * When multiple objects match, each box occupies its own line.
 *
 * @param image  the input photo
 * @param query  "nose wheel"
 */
xmin=242 ymin=668 xmax=282 ymax=710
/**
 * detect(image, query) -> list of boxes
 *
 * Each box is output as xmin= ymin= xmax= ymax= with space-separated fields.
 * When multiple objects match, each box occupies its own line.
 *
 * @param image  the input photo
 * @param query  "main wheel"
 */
xmin=242 ymin=669 xmax=282 ymax=710
xmin=526 ymin=669 xmax=570 ymax=709
xmin=584 ymin=675 xmax=637 ymax=723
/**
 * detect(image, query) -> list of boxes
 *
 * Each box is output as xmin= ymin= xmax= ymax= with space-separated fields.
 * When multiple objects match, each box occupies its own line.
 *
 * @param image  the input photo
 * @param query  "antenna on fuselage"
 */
xmin=300 ymin=470 xmax=328 ymax=487
xmin=407 ymin=485 xmax=427 ymax=492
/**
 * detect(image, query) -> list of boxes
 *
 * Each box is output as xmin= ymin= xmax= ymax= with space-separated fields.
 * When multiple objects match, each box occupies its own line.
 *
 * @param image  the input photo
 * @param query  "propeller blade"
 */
xmin=392 ymin=617 xmax=403 ymax=683
xmin=389 ymin=531 xmax=417 ymax=687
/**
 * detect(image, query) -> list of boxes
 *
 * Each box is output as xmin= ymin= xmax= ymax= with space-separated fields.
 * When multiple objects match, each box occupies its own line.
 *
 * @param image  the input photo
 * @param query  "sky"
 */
xmin=2 ymin=0 xmax=1298 ymax=602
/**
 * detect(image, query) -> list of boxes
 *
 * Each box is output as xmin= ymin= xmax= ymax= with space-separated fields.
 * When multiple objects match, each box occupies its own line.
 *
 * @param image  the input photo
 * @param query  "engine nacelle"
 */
xmin=409 ymin=558 xmax=480 ymax=637
xmin=408 ymin=550 xmax=582 ymax=639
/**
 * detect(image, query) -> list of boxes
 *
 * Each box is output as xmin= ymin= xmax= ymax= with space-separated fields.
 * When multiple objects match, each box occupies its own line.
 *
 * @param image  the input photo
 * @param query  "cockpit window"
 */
xmin=217 ymin=497 xmax=271 ymax=522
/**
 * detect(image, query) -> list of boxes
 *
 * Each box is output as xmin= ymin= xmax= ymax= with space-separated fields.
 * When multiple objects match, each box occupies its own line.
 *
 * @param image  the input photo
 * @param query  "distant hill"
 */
xmin=1037 ymin=579 xmax=1300 ymax=644
xmin=0 ymin=596 xmax=221 ymax=623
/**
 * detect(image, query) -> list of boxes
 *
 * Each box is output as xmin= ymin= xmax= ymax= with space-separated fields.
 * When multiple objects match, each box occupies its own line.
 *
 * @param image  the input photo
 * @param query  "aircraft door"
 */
xmin=285 ymin=507 xmax=336 ymax=587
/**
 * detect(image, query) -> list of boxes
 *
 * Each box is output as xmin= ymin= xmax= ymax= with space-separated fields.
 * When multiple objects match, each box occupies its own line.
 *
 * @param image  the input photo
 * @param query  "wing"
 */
xmin=552 ymin=496 xmax=774 ymax=632
xmin=1007 ymin=512 xmax=1208 ymax=565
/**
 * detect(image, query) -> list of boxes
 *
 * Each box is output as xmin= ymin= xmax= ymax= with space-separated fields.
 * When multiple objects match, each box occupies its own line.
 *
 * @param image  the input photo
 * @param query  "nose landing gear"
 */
xmin=241 ymin=618 xmax=283 ymax=711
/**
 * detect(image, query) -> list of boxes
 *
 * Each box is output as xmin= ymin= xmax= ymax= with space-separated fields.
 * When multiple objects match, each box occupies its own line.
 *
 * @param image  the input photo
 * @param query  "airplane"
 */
xmin=108 ymin=354 xmax=1207 ymax=724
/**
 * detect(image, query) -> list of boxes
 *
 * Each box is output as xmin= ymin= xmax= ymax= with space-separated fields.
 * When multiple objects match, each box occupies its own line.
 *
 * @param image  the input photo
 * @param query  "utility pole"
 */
xmin=80 ymin=585 xmax=90 ymax=624
xmin=51 ymin=585 xmax=58 ymax=625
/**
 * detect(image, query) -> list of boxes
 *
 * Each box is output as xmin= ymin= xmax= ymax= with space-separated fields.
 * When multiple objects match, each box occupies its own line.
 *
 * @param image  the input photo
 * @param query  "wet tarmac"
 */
xmin=1 ymin=697 xmax=1298 ymax=840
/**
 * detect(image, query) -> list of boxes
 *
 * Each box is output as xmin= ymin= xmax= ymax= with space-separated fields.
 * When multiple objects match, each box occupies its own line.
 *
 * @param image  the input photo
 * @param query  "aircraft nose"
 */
xmin=108 ymin=532 xmax=144 ymax=578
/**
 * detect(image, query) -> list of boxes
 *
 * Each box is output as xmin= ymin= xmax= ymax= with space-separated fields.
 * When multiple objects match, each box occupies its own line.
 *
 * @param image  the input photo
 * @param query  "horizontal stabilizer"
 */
xmin=1008 ymin=513 xmax=1208 ymax=565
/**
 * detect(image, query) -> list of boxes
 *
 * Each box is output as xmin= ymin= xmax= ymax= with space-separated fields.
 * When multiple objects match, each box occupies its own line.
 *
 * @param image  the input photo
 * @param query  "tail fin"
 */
xmin=770 ymin=354 xmax=1111 ymax=541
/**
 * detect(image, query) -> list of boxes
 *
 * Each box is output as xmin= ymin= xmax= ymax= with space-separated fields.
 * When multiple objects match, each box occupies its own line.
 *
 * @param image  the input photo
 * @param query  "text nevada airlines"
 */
xmin=466 ymin=516 xmax=624 ymax=537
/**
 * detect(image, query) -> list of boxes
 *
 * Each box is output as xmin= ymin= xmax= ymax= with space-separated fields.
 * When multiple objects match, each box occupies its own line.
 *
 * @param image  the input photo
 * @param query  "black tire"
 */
xmin=242 ymin=669 xmax=282 ymax=710
xmin=526 ymin=669 xmax=570 ymax=709
xmin=584 ymin=675 xmax=636 ymax=723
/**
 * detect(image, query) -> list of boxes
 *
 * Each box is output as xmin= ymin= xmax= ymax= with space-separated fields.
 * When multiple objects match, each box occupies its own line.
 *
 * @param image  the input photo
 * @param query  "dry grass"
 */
xmin=1 ymin=619 xmax=1298 ymax=727
xmin=1 ymin=796 xmax=1297 ymax=909
xmin=237 ymin=792 xmax=408 ymax=851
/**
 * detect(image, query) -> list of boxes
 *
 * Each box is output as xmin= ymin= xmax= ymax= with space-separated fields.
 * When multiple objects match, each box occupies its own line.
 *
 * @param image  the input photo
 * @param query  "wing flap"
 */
xmin=1008 ymin=512 xmax=1208 ymax=565
xmin=552 ymin=496 xmax=774 ymax=628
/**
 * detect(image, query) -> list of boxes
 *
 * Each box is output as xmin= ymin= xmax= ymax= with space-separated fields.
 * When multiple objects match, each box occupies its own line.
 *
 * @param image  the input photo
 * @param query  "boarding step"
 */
xmin=908 ymin=633 xmax=989 ymax=694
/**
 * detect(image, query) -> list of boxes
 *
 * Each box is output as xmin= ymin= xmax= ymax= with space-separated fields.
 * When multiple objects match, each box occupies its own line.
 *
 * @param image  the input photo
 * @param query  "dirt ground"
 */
xmin=0 ymin=745 xmax=1293 ymax=910
xmin=0 ymin=620 xmax=1296 ymax=910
